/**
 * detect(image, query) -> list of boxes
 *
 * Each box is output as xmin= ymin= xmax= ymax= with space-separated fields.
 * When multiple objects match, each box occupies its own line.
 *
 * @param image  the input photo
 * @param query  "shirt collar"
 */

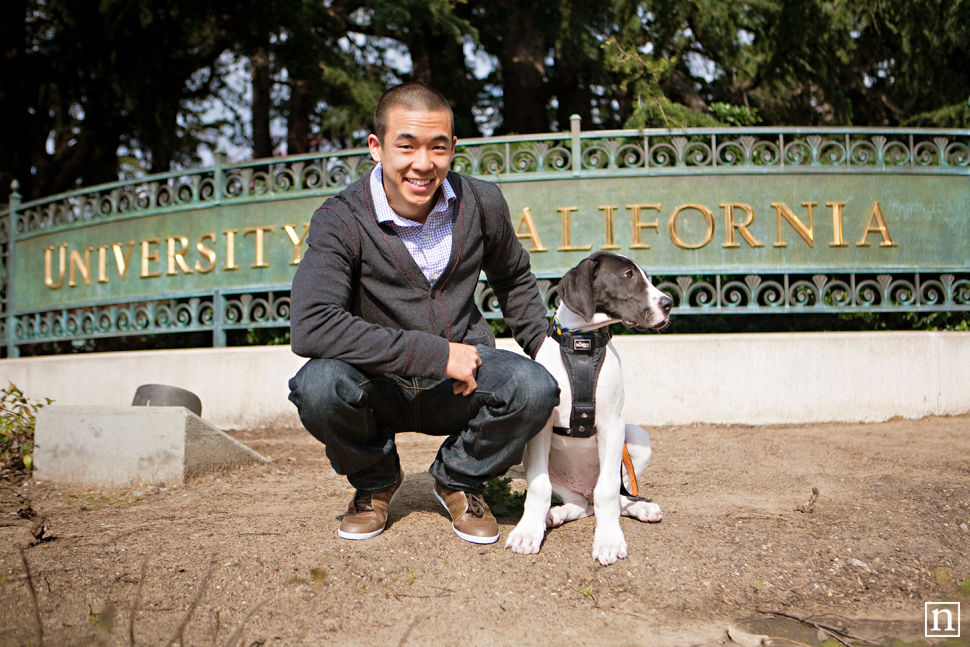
xmin=370 ymin=163 xmax=455 ymax=226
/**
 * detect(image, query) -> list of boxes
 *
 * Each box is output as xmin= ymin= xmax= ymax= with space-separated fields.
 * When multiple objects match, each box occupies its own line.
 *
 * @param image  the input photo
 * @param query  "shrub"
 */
xmin=0 ymin=383 xmax=52 ymax=482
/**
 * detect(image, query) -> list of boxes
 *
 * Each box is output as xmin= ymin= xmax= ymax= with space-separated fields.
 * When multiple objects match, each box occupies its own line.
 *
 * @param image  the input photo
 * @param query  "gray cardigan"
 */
xmin=290 ymin=170 xmax=549 ymax=379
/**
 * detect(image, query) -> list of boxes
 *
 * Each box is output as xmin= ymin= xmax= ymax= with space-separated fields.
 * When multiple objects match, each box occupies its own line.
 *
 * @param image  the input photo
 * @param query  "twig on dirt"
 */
xmin=19 ymin=548 xmax=44 ymax=647
xmin=237 ymin=532 xmax=282 ymax=536
xmin=129 ymin=557 xmax=149 ymax=647
xmin=794 ymin=487 xmax=819 ymax=513
xmin=609 ymin=609 xmax=653 ymax=621
xmin=391 ymin=592 xmax=449 ymax=599
xmin=757 ymin=608 xmax=866 ymax=646
xmin=397 ymin=616 xmax=421 ymax=647
xmin=222 ymin=596 xmax=269 ymax=647
xmin=209 ymin=609 xmax=221 ymax=647
xmin=166 ymin=560 xmax=217 ymax=647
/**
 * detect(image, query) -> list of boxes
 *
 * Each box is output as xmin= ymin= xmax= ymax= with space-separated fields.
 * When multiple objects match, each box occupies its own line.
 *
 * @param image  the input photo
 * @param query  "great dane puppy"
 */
xmin=506 ymin=251 xmax=671 ymax=565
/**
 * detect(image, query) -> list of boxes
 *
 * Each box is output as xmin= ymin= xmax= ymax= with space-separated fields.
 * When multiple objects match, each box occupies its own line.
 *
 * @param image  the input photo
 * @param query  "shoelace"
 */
xmin=466 ymin=494 xmax=486 ymax=518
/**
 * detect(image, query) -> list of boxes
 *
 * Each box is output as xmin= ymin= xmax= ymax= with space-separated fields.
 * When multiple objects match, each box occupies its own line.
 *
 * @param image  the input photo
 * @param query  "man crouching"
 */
xmin=288 ymin=82 xmax=559 ymax=544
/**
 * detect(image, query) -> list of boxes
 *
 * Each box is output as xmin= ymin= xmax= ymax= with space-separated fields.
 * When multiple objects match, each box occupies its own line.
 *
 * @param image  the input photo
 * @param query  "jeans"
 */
xmin=288 ymin=345 xmax=559 ymax=494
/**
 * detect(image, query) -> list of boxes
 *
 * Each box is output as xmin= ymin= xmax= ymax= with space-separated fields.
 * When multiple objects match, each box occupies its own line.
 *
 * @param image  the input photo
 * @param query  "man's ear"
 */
xmin=367 ymin=133 xmax=383 ymax=163
xmin=557 ymin=256 xmax=598 ymax=321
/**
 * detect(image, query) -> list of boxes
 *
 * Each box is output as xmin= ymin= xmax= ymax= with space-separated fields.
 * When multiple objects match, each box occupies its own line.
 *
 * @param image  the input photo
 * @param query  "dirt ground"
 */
xmin=1 ymin=413 xmax=969 ymax=647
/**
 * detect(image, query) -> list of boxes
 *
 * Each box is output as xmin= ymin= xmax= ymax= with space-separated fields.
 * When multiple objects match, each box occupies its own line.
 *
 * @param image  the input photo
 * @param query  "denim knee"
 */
xmin=288 ymin=358 xmax=368 ymax=428
xmin=497 ymin=355 xmax=560 ymax=427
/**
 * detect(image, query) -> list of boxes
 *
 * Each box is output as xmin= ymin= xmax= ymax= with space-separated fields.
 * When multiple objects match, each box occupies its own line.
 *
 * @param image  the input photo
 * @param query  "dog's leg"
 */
xmin=621 ymin=424 xmax=662 ymax=522
xmin=547 ymin=483 xmax=593 ymax=527
xmin=506 ymin=424 xmax=554 ymax=555
xmin=591 ymin=420 xmax=627 ymax=566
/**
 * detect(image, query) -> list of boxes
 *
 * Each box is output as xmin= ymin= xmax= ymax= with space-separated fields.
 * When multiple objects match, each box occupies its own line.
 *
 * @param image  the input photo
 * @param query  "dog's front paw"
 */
xmin=591 ymin=527 xmax=628 ymax=566
xmin=505 ymin=520 xmax=545 ymax=555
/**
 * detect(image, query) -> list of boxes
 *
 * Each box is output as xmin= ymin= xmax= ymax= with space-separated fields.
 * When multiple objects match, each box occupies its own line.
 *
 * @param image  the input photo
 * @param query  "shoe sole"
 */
xmin=338 ymin=473 xmax=404 ymax=541
xmin=337 ymin=527 xmax=385 ymax=541
xmin=432 ymin=484 xmax=500 ymax=545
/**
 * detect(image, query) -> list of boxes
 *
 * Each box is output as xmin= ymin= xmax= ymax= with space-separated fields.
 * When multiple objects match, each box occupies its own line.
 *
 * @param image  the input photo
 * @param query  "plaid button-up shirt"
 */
xmin=370 ymin=163 xmax=456 ymax=285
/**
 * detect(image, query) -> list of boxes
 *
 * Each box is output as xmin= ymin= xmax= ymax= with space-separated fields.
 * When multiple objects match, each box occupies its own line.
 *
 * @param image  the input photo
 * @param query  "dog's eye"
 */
xmin=623 ymin=270 xmax=634 ymax=278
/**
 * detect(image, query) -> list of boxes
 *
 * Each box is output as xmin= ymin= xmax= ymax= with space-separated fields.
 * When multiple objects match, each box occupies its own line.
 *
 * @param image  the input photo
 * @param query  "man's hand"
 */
xmin=446 ymin=343 xmax=482 ymax=396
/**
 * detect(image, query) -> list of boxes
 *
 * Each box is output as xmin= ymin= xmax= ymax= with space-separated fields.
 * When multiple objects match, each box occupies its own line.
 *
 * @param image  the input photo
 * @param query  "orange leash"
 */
xmin=621 ymin=443 xmax=638 ymax=497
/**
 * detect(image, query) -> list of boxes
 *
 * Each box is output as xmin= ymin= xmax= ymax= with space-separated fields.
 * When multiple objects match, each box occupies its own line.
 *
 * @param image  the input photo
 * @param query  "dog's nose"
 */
xmin=659 ymin=294 xmax=673 ymax=314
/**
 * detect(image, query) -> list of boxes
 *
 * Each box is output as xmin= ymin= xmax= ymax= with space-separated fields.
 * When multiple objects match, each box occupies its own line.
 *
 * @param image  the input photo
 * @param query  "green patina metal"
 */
xmin=2 ymin=119 xmax=969 ymax=356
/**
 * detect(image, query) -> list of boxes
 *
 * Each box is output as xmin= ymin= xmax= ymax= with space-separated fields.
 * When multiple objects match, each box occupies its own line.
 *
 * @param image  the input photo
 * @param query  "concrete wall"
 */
xmin=3 ymin=331 xmax=969 ymax=429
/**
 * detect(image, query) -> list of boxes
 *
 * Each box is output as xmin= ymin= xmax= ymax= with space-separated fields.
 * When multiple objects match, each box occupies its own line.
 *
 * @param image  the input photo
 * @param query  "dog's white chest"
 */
xmin=548 ymin=435 xmax=600 ymax=499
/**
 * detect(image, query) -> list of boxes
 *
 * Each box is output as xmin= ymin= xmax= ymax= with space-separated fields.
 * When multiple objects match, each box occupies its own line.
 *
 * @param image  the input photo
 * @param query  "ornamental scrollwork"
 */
xmin=9 ymin=272 xmax=970 ymax=347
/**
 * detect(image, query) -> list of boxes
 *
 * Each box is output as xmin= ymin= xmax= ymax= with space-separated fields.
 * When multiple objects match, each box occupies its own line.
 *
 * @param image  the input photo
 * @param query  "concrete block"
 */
xmin=34 ymin=406 xmax=268 ymax=488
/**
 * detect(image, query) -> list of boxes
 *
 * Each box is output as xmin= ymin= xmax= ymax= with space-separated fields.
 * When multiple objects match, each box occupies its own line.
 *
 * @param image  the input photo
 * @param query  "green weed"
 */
xmin=483 ymin=477 xmax=526 ymax=517
xmin=0 ymin=383 xmax=51 ymax=480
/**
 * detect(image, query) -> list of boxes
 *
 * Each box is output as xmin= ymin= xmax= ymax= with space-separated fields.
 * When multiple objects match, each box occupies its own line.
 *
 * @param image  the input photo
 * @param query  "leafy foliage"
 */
xmin=482 ymin=477 xmax=527 ymax=517
xmin=3 ymin=0 xmax=969 ymax=200
xmin=709 ymin=102 xmax=761 ymax=127
xmin=0 ymin=383 xmax=52 ymax=482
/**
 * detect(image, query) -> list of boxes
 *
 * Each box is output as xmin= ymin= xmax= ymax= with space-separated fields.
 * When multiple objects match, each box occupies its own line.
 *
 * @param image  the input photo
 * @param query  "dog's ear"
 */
xmin=557 ymin=255 xmax=599 ymax=320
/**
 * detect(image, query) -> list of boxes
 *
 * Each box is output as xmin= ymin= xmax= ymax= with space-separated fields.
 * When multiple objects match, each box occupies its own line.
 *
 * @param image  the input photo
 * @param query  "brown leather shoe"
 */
xmin=432 ymin=481 xmax=499 ymax=544
xmin=338 ymin=470 xmax=404 ymax=540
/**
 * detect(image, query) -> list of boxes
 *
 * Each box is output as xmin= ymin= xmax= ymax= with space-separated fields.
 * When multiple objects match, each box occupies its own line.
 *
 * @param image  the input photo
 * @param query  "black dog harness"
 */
xmin=549 ymin=319 xmax=612 ymax=439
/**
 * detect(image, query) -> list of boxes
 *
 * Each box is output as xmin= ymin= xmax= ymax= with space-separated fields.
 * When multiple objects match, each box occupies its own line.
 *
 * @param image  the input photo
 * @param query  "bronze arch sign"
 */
xmin=4 ymin=126 xmax=969 ymax=355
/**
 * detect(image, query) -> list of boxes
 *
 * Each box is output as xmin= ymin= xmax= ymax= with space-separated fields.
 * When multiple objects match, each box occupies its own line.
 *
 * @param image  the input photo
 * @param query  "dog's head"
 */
xmin=557 ymin=251 xmax=672 ymax=330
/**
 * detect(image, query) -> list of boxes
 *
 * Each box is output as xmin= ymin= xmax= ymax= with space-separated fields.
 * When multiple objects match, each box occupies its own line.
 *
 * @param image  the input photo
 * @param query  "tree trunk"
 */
xmin=251 ymin=46 xmax=273 ymax=159
xmin=553 ymin=36 xmax=593 ymax=130
xmin=0 ymin=0 xmax=29 ymax=198
xmin=497 ymin=4 xmax=550 ymax=134
xmin=287 ymin=79 xmax=311 ymax=154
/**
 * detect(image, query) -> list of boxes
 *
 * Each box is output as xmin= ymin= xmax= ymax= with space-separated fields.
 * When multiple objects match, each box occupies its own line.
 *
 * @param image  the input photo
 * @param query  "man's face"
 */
xmin=368 ymin=106 xmax=456 ymax=223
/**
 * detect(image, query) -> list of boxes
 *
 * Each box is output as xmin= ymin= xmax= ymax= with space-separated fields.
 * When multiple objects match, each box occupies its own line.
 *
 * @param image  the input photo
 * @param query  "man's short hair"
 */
xmin=374 ymin=83 xmax=454 ymax=144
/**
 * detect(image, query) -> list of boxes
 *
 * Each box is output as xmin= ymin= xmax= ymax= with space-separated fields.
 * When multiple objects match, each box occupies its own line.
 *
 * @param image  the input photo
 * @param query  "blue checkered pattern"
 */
xmin=370 ymin=164 xmax=455 ymax=285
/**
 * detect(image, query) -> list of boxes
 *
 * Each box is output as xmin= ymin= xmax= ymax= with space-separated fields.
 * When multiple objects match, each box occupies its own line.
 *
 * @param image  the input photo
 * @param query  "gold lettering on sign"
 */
xmin=97 ymin=246 xmax=110 ymax=283
xmin=140 ymin=238 xmax=162 ymax=278
xmin=283 ymin=224 xmax=311 ymax=265
xmin=167 ymin=236 xmax=194 ymax=275
xmin=557 ymin=207 xmax=592 ymax=251
xmin=668 ymin=204 xmax=714 ymax=250
xmin=598 ymin=206 xmax=621 ymax=250
xmin=44 ymin=243 xmax=68 ymax=289
xmin=856 ymin=201 xmax=897 ymax=247
xmin=243 ymin=226 xmax=274 ymax=268
xmin=827 ymin=202 xmax=848 ymax=247
xmin=223 ymin=229 xmax=239 ymax=270
xmin=627 ymin=204 xmax=661 ymax=249
xmin=113 ymin=241 xmax=135 ymax=279
xmin=772 ymin=202 xmax=815 ymax=248
xmin=68 ymin=247 xmax=93 ymax=287
xmin=195 ymin=233 xmax=216 ymax=273
xmin=720 ymin=203 xmax=764 ymax=248
xmin=515 ymin=207 xmax=547 ymax=252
